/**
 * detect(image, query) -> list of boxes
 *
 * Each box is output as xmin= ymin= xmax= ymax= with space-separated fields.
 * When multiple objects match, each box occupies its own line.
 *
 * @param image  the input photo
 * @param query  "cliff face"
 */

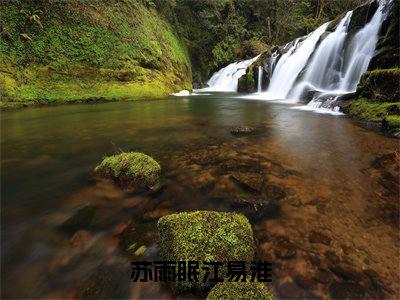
xmin=0 ymin=0 xmax=192 ymax=108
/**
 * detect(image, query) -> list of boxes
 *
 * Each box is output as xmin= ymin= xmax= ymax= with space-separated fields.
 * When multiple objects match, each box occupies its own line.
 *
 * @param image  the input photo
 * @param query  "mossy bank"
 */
xmin=341 ymin=68 xmax=400 ymax=137
xmin=0 ymin=0 xmax=192 ymax=109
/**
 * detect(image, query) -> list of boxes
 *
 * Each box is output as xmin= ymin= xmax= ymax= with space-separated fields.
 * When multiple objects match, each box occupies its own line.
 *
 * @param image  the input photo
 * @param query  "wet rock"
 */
xmin=91 ymin=207 xmax=121 ymax=229
xmin=330 ymin=263 xmax=365 ymax=281
xmin=60 ymin=204 xmax=97 ymax=233
xmin=231 ymin=198 xmax=280 ymax=221
xmin=229 ymin=173 xmax=264 ymax=195
xmin=309 ymin=230 xmax=332 ymax=246
xmin=230 ymin=126 xmax=255 ymax=136
xmin=329 ymin=282 xmax=366 ymax=299
xmin=274 ymin=237 xmax=297 ymax=259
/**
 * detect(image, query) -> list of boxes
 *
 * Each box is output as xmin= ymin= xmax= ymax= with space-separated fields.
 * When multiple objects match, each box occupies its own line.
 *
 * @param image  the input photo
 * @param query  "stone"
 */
xmin=94 ymin=152 xmax=161 ymax=193
xmin=60 ymin=204 xmax=97 ymax=233
xmin=157 ymin=211 xmax=255 ymax=291
xmin=230 ymin=126 xmax=255 ymax=136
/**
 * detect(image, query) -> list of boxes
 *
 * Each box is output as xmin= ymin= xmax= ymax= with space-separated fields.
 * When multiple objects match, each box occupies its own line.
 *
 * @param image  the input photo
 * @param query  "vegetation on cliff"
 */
xmin=0 ymin=0 xmax=192 ymax=108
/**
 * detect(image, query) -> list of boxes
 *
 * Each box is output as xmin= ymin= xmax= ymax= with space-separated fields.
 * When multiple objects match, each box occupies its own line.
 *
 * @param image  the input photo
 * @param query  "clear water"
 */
xmin=1 ymin=94 xmax=399 ymax=298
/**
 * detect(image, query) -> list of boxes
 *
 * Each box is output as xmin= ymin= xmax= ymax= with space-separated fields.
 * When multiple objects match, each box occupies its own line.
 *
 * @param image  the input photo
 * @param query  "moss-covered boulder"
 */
xmin=157 ymin=211 xmax=255 ymax=292
xmin=207 ymin=281 xmax=274 ymax=300
xmin=356 ymin=68 xmax=400 ymax=102
xmin=94 ymin=152 xmax=161 ymax=192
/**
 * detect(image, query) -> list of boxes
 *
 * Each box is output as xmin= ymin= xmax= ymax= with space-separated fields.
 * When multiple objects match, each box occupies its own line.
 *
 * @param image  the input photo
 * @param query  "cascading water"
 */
xmin=289 ymin=11 xmax=353 ymax=99
xmin=198 ymin=55 xmax=259 ymax=92
xmin=199 ymin=0 xmax=390 ymax=115
xmin=270 ymin=0 xmax=388 ymax=112
xmin=257 ymin=66 xmax=263 ymax=93
xmin=264 ymin=22 xmax=329 ymax=100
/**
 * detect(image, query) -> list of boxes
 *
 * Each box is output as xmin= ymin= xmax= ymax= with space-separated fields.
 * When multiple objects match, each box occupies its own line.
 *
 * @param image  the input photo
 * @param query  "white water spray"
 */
xmin=198 ymin=55 xmax=259 ymax=92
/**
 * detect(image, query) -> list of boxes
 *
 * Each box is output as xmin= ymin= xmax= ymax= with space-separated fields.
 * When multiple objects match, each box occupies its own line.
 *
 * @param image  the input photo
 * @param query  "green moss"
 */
xmin=384 ymin=115 xmax=400 ymax=128
xmin=346 ymin=98 xmax=400 ymax=122
xmin=157 ymin=211 xmax=255 ymax=292
xmin=95 ymin=152 xmax=161 ymax=189
xmin=356 ymin=68 xmax=400 ymax=102
xmin=207 ymin=281 xmax=274 ymax=300
xmin=238 ymin=67 xmax=256 ymax=93
xmin=0 ymin=0 xmax=191 ymax=107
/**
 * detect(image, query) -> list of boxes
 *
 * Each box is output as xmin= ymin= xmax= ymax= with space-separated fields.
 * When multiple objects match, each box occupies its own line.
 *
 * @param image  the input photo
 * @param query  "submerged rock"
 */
xmin=157 ymin=211 xmax=255 ymax=291
xmin=94 ymin=152 xmax=161 ymax=193
xmin=207 ymin=281 xmax=274 ymax=300
xmin=76 ymin=265 xmax=129 ymax=299
xmin=60 ymin=204 xmax=97 ymax=233
xmin=230 ymin=126 xmax=255 ymax=136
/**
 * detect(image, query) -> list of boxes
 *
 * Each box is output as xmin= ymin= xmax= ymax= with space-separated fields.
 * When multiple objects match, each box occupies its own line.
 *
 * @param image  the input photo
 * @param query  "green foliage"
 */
xmin=207 ymin=281 xmax=274 ymax=300
xmin=384 ymin=115 xmax=400 ymax=129
xmin=95 ymin=152 xmax=161 ymax=187
xmin=157 ymin=210 xmax=255 ymax=291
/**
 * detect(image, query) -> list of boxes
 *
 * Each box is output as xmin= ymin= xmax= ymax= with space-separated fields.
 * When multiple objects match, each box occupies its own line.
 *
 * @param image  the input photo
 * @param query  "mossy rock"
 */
xmin=356 ymin=68 xmax=400 ymax=102
xmin=157 ymin=211 xmax=255 ymax=292
xmin=344 ymin=98 xmax=400 ymax=122
xmin=207 ymin=281 xmax=274 ymax=300
xmin=383 ymin=115 xmax=400 ymax=129
xmin=94 ymin=152 xmax=161 ymax=192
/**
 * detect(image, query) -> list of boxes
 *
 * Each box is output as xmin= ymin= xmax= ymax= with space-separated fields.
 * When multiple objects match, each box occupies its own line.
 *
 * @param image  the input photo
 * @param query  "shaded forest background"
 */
xmin=154 ymin=0 xmax=365 ymax=83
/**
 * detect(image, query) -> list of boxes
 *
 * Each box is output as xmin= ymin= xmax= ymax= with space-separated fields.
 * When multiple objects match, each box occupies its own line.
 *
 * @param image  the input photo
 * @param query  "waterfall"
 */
xmin=198 ymin=55 xmax=259 ymax=92
xmin=289 ymin=11 xmax=353 ymax=99
xmin=257 ymin=66 xmax=263 ymax=93
xmin=265 ymin=0 xmax=389 ymax=111
xmin=264 ymin=22 xmax=329 ymax=100
xmin=338 ymin=3 xmax=386 ymax=91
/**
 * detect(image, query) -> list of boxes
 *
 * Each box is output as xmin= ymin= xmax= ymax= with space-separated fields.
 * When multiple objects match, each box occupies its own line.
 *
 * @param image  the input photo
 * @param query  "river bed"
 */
xmin=1 ymin=93 xmax=399 ymax=299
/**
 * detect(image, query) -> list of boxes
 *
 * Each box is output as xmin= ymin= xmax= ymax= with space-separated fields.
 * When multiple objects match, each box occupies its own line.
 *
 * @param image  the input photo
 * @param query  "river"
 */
xmin=1 ymin=93 xmax=399 ymax=298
